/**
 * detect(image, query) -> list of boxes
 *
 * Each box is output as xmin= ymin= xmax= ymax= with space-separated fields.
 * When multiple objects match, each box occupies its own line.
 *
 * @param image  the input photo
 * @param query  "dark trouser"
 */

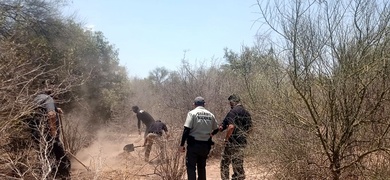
xmin=221 ymin=144 xmax=245 ymax=180
xmin=186 ymin=142 xmax=211 ymax=180
xmin=51 ymin=139 xmax=71 ymax=178
xmin=30 ymin=119 xmax=71 ymax=179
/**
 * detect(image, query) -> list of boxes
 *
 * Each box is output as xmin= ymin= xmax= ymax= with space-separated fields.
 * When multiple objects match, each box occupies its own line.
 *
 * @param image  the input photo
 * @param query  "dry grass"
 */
xmin=65 ymin=128 xmax=274 ymax=180
xmin=68 ymin=130 xmax=185 ymax=180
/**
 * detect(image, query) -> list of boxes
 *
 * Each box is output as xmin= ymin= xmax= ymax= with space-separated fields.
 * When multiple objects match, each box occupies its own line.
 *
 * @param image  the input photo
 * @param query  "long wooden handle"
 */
xmin=58 ymin=113 xmax=69 ymax=150
xmin=66 ymin=151 xmax=91 ymax=171
xmin=58 ymin=114 xmax=90 ymax=171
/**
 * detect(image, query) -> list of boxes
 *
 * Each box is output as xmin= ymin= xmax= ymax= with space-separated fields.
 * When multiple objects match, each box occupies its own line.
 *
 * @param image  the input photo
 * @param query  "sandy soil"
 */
xmin=69 ymin=131 xmax=270 ymax=180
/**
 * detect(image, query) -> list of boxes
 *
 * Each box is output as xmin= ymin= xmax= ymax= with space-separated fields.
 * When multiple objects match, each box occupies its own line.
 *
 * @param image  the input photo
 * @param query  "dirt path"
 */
xmin=69 ymin=132 xmax=270 ymax=179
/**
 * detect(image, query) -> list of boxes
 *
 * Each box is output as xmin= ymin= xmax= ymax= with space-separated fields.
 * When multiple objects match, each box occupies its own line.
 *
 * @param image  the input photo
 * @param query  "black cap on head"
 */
xmin=228 ymin=94 xmax=240 ymax=102
xmin=132 ymin=106 xmax=139 ymax=111
xmin=194 ymin=96 xmax=205 ymax=106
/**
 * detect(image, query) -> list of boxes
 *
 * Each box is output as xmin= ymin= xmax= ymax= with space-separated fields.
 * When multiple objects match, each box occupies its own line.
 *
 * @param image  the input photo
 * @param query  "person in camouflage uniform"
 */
xmin=219 ymin=94 xmax=252 ymax=180
xmin=143 ymin=120 xmax=169 ymax=162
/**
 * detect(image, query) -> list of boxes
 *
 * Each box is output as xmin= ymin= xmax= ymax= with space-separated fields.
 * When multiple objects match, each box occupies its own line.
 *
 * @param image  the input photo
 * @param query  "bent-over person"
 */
xmin=143 ymin=120 xmax=169 ymax=162
xmin=31 ymin=89 xmax=71 ymax=179
xmin=132 ymin=106 xmax=155 ymax=138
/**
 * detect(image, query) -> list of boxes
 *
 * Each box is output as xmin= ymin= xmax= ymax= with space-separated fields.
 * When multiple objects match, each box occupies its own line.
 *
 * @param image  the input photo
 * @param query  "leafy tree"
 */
xmin=0 ymin=0 xmax=133 ymax=178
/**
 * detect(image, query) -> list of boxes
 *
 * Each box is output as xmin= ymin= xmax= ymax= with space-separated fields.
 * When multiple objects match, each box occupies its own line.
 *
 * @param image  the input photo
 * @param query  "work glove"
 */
xmin=57 ymin=108 xmax=63 ymax=114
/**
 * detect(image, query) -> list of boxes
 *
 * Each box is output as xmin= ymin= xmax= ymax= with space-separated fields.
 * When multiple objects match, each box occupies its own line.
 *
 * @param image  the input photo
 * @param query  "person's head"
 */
xmin=132 ymin=106 xmax=139 ymax=113
xmin=43 ymin=89 xmax=53 ymax=96
xmin=228 ymin=94 xmax=240 ymax=108
xmin=40 ymin=80 xmax=54 ymax=96
xmin=193 ymin=96 xmax=205 ymax=107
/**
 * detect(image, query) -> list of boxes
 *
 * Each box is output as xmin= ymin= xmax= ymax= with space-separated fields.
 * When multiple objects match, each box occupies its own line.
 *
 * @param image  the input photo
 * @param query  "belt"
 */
xmin=193 ymin=139 xmax=209 ymax=144
xmin=148 ymin=132 xmax=162 ymax=136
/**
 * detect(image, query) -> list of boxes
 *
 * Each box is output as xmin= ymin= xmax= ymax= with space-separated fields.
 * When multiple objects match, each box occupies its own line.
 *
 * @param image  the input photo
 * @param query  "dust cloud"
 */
xmin=68 ymin=129 xmax=270 ymax=179
xmin=71 ymin=130 xmax=143 ymax=172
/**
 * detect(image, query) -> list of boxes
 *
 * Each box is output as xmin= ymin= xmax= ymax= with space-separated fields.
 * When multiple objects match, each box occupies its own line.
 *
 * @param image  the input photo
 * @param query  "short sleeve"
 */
xmin=183 ymin=112 xmax=193 ymax=128
xmin=163 ymin=123 xmax=168 ymax=132
xmin=212 ymin=116 xmax=218 ymax=130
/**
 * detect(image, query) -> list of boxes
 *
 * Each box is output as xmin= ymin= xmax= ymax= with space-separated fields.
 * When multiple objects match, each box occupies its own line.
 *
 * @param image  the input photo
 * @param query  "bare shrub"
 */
xmin=148 ymin=129 xmax=186 ymax=180
xmin=61 ymin=113 xmax=93 ymax=155
xmin=257 ymin=0 xmax=390 ymax=179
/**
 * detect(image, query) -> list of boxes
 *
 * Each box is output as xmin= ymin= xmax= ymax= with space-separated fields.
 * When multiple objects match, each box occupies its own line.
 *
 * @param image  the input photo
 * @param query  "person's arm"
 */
xmin=136 ymin=114 xmax=141 ymax=135
xmin=246 ymin=113 xmax=253 ymax=134
xmin=163 ymin=123 xmax=169 ymax=139
xmin=220 ymin=110 xmax=235 ymax=132
xmin=211 ymin=128 xmax=219 ymax=136
xmin=210 ymin=116 xmax=219 ymax=136
xmin=224 ymin=124 xmax=235 ymax=142
xmin=179 ymin=112 xmax=193 ymax=152
xmin=220 ymin=109 xmax=236 ymax=142
xmin=179 ymin=127 xmax=191 ymax=152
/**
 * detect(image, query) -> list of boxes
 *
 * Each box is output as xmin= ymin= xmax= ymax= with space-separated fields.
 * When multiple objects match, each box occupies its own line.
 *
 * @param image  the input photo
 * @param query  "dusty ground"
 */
xmin=69 ymin=131 xmax=271 ymax=180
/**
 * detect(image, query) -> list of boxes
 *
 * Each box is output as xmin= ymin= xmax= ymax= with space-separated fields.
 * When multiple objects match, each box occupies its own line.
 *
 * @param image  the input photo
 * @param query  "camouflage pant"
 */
xmin=220 ymin=144 xmax=245 ymax=180
xmin=144 ymin=133 xmax=165 ymax=162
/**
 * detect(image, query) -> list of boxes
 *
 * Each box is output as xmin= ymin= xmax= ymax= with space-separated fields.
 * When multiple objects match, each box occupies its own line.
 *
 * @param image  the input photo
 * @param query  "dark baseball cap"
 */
xmin=194 ymin=96 xmax=205 ymax=105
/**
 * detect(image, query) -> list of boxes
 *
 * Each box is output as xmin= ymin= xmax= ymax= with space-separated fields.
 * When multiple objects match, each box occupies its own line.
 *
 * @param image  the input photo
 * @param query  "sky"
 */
xmin=62 ymin=1 xmax=261 ymax=78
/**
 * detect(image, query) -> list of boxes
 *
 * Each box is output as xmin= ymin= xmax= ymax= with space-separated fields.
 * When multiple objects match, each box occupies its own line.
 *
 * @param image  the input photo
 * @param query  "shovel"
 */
xmin=123 ymin=144 xmax=142 ymax=152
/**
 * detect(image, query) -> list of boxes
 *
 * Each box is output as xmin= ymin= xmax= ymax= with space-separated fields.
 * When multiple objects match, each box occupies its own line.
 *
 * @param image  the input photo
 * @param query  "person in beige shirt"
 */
xmin=143 ymin=120 xmax=169 ymax=162
xmin=179 ymin=96 xmax=219 ymax=180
